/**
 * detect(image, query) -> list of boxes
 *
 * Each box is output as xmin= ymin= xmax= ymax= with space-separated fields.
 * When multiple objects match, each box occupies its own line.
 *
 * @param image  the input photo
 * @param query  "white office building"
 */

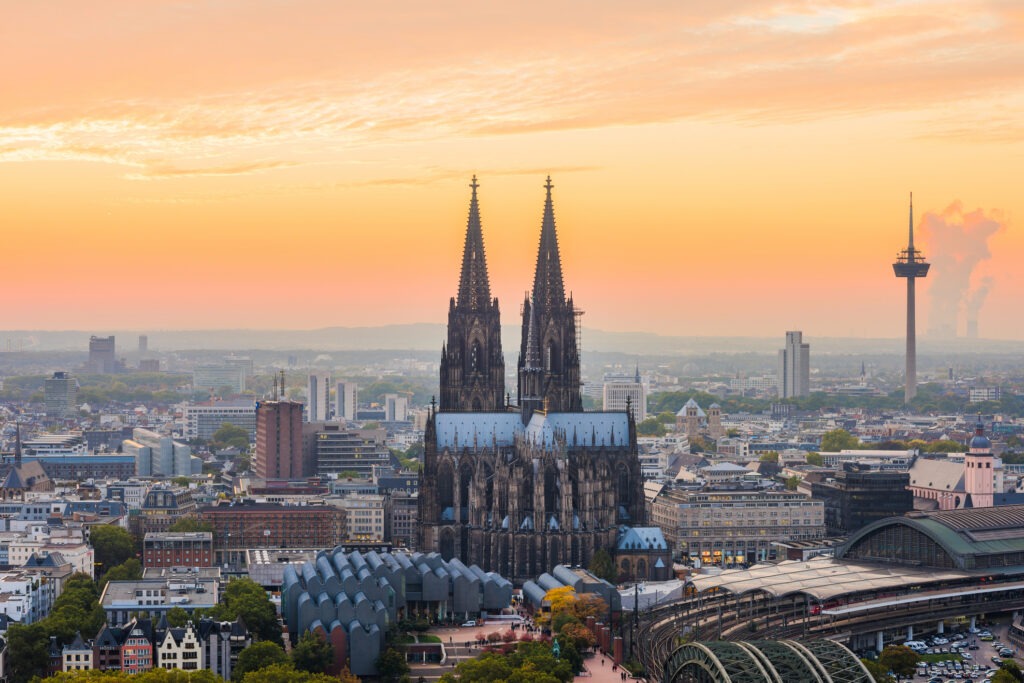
xmin=307 ymin=373 xmax=332 ymax=422
xmin=778 ymin=331 xmax=810 ymax=398
xmin=335 ymin=382 xmax=358 ymax=422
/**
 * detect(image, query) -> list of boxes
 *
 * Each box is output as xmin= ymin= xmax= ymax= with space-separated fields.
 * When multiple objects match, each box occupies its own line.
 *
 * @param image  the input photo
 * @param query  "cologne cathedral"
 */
xmin=418 ymin=177 xmax=645 ymax=584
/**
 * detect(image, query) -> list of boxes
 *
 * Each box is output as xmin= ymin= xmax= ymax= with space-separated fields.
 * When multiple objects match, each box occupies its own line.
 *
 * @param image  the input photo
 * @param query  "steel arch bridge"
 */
xmin=662 ymin=639 xmax=873 ymax=683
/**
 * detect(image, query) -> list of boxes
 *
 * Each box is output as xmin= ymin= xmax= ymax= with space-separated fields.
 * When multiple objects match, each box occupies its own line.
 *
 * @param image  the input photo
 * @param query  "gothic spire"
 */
xmin=531 ymin=176 xmax=566 ymax=314
xmin=525 ymin=294 xmax=541 ymax=370
xmin=457 ymin=175 xmax=492 ymax=310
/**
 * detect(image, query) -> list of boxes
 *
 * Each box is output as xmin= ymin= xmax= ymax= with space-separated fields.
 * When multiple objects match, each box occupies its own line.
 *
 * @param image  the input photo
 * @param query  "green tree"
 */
xmin=636 ymin=417 xmax=665 ymax=437
xmin=925 ymin=439 xmax=967 ymax=453
xmin=759 ymin=451 xmax=779 ymax=462
xmin=242 ymin=663 xmax=342 ymax=683
xmin=212 ymin=422 xmax=252 ymax=451
xmin=655 ymin=411 xmax=676 ymax=425
xmin=860 ymin=658 xmax=894 ymax=683
xmin=90 ymin=524 xmax=137 ymax=575
xmin=291 ymin=630 xmax=333 ymax=674
xmin=377 ymin=647 xmax=411 ymax=683
xmin=588 ymin=547 xmax=617 ymax=584
xmin=805 ymin=452 xmax=823 ymax=466
xmin=878 ymin=645 xmax=919 ymax=677
xmin=166 ymin=605 xmax=190 ymax=627
xmin=821 ymin=428 xmax=860 ymax=452
xmin=993 ymin=671 xmax=1019 ymax=683
xmin=998 ymin=660 xmax=1024 ymax=682
xmin=168 ymin=518 xmax=215 ymax=533
xmin=784 ymin=475 xmax=801 ymax=491
xmin=5 ymin=622 xmax=49 ymax=683
xmin=101 ymin=558 xmax=143 ymax=588
xmin=224 ymin=578 xmax=282 ymax=644
xmin=234 ymin=641 xmax=289 ymax=681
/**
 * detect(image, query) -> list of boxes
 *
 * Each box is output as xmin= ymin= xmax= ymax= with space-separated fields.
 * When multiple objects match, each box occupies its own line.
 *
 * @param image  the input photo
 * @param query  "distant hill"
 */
xmin=0 ymin=326 xmax=1019 ymax=356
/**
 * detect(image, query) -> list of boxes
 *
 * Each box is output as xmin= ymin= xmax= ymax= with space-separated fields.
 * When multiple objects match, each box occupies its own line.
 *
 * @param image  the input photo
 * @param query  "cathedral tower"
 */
xmin=439 ymin=176 xmax=505 ymax=412
xmin=517 ymin=177 xmax=582 ymax=423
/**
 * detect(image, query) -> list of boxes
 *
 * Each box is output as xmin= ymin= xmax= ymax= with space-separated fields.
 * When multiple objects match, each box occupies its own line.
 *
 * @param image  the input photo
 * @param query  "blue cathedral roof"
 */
xmin=434 ymin=413 xmax=521 ymax=449
xmin=434 ymin=411 xmax=631 ymax=451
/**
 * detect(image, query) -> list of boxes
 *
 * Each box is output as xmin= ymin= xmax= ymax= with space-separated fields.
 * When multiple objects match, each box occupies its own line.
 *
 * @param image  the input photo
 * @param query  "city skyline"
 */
xmin=1 ymin=1 xmax=1020 ymax=338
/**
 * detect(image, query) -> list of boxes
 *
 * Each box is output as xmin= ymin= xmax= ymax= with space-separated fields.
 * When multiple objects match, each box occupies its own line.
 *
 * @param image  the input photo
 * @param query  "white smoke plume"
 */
xmin=920 ymin=201 xmax=1005 ymax=338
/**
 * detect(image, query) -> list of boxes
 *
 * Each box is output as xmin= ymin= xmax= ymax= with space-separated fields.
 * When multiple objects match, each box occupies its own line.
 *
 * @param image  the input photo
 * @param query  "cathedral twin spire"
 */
xmin=440 ymin=175 xmax=581 ymax=418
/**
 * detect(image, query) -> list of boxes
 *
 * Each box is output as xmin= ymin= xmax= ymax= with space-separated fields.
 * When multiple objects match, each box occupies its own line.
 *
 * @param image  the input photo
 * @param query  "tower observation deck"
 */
xmin=893 ymin=193 xmax=930 ymax=403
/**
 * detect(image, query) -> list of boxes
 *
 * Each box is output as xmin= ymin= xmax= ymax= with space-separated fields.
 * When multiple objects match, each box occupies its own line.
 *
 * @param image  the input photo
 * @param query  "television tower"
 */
xmin=893 ymin=193 xmax=930 ymax=403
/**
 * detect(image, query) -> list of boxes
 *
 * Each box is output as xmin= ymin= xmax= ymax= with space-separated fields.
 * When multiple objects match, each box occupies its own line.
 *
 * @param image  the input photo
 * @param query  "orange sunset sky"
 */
xmin=1 ymin=1 xmax=1021 ymax=339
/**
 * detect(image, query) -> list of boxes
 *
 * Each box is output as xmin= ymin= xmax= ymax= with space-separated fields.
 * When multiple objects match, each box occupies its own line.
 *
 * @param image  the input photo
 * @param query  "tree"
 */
xmin=784 ymin=475 xmax=801 ymax=491
xmin=5 ymin=622 xmax=48 ymax=683
xmin=242 ymin=663 xmax=342 ymax=683
xmin=759 ymin=451 xmax=779 ymax=462
xmin=223 ymin=578 xmax=282 ymax=644
xmin=860 ymin=658 xmax=894 ymax=683
xmin=291 ymin=630 xmax=333 ymax=674
xmin=998 ymin=660 xmax=1024 ymax=682
xmin=560 ymin=622 xmax=596 ymax=651
xmin=168 ymin=518 xmax=215 ymax=533
xmin=821 ymin=429 xmax=860 ymax=452
xmin=588 ymin=547 xmax=617 ymax=584
xmin=234 ymin=641 xmax=289 ymax=681
xmin=636 ymin=417 xmax=665 ymax=437
xmin=878 ymin=645 xmax=919 ymax=677
xmin=90 ymin=524 xmax=136 ymax=575
xmin=166 ymin=605 xmax=190 ymax=627
xmin=212 ymin=422 xmax=252 ymax=452
xmin=925 ymin=439 xmax=968 ymax=453
xmin=101 ymin=558 xmax=143 ymax=588
xmin=993 ymin=671 xmax=1019 ymax=683
xmin=376 ymin=647 xmax=410 ymax=683
xmin=805 ymin=452 xmax=823 ymax=466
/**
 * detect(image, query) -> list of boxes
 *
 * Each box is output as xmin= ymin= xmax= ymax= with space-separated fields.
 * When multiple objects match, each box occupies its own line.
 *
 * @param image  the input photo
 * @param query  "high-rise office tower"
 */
xmin=44 ymin=371 xmax=79 ymax=418
xmin=254 ymin=399 xmax=304 ymax=480
xmin=335 ymin=382 xmax=358 ymax=422
xmin=307 ymin=372 xmax=331 ymax=422
xmin=88 ymin=335 xmax=117 ymax=373
xmin=778 ymin=331 xmax=810 ymax=398
xmin=138 ymin=335 xmax=148 ymax=353
xmin=892 ymin=194 xmax=930 ymax=403
xmin=384 ymin=394 xmax=409 ymax=422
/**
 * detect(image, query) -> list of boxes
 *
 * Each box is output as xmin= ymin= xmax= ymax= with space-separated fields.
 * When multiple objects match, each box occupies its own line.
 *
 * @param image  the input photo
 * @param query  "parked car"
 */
xmin=461 ymin=620 xmax=477 ymax=627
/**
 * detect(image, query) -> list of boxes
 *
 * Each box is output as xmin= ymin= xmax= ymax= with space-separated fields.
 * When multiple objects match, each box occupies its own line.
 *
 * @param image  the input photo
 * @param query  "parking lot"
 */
xmin=910 ymin=621 xmax=1017 ymax=682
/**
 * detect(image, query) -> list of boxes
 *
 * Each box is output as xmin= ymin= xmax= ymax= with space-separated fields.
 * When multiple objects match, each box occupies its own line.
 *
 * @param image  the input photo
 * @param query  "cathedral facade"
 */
xmin=419 ymin=177 xmax=645 ymax=584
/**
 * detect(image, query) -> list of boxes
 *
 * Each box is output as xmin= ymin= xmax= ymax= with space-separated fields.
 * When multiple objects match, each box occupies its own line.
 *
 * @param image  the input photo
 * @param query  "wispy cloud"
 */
xmin=0 ymin=1 xmax=1020 ymax=179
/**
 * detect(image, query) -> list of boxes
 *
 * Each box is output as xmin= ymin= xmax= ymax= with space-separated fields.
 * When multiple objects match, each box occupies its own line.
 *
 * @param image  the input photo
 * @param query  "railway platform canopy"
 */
xmin=687 ymin=555 xmax=974 ymax=602
xmin=662 ymin=639 xmax=872 ymax=683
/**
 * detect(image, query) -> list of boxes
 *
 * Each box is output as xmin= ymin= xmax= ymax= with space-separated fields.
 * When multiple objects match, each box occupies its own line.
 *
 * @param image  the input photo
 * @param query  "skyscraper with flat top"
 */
xmin=778 ymin=331 xmax=810 ymax=398
xmin=893 ymin=193 xmax=930 ymax=403
xmin=254 ymin=400 xmax=304 ymax=480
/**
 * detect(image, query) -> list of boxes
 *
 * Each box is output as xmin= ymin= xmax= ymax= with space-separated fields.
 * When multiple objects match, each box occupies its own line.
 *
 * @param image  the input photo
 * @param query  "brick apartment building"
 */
xmin=199 ymin=500 xmax=345 ymax=566
xmin=143 ymin=532 xmax=215 ymax=568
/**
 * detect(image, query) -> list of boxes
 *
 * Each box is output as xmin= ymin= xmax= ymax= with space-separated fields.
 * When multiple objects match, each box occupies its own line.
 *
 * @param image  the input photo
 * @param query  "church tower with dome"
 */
xmin=964 ymin=420 xmax=994 ymax=509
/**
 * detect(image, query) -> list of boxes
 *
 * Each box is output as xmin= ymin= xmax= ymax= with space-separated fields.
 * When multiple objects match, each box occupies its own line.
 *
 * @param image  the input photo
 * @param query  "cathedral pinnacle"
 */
xmin=457 ymin=176 xmax=492 ymax=311
xmin=532 ymin=176 xmax=566 ymax=316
